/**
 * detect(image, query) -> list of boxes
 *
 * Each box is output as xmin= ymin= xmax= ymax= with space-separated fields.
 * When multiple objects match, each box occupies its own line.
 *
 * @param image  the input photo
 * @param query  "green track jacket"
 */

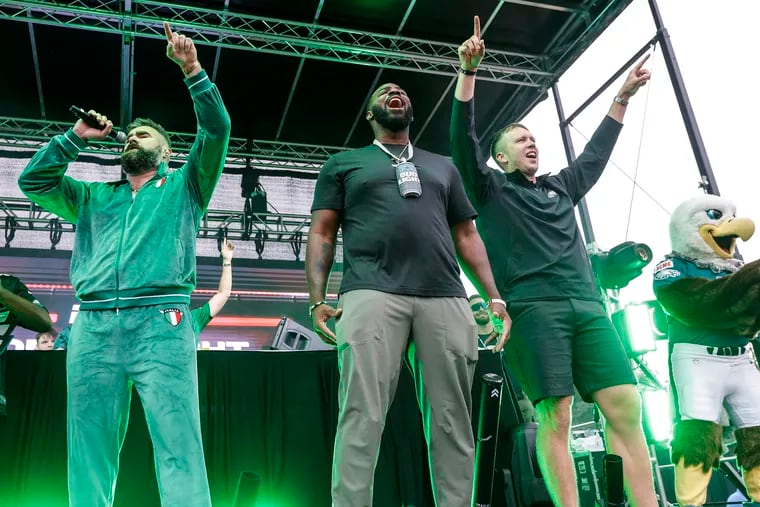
xmin=18 ymin=70 xmax=231 ymax=310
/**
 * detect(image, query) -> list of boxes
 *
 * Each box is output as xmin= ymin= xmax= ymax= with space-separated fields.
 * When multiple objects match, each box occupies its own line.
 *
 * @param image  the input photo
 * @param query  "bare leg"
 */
xmin=534 ymin=395 xmax=578 ymax=507
xmin=594 ymin=385 xmax=658 ymax=507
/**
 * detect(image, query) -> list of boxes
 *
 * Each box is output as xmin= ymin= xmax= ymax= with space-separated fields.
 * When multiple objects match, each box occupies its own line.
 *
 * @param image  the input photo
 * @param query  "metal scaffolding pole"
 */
xmin=648 ymin=0 xmax=718 ymax=195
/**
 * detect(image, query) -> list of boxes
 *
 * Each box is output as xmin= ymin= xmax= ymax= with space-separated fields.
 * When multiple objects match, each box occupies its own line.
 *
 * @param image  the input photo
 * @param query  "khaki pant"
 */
xmin=331 ymin=290 xmax=478 ymax=507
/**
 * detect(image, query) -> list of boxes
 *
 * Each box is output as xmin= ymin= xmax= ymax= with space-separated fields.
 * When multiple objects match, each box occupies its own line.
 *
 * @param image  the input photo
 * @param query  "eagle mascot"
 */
xmin=652 ymin=194 xmax=760 ymax=506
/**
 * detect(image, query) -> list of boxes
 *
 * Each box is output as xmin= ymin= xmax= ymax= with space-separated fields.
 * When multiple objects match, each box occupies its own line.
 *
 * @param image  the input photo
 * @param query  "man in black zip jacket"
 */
xmin=450 ymin=16 xmax=657 ymax=507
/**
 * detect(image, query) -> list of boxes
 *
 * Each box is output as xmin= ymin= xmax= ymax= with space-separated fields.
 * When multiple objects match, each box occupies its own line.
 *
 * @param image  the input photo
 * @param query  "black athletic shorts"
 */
xmin=503 ymin=298 xmax=636 ymax=404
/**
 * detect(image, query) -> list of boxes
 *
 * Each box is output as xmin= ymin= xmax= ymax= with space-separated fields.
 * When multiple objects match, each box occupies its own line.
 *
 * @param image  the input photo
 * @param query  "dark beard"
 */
xmin=371 ymin=103 xmax=413 ymax=132
xmin=120 ymin=147 xmax=161 ymax=175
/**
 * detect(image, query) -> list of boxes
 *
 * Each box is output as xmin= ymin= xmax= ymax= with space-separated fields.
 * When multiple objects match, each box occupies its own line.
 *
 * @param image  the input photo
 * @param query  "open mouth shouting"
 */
xmin=386 ymin=95 xmax=405 ymax=111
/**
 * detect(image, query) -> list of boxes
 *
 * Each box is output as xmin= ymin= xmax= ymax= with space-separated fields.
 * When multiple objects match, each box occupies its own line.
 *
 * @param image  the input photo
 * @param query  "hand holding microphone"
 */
xmin=70 ymin=105 xmax=127 ymax=143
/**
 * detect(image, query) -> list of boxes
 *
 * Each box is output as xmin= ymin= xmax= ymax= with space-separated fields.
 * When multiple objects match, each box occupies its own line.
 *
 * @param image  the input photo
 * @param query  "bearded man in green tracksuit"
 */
xmin=17 ymin=22 xmax=231 ymax=507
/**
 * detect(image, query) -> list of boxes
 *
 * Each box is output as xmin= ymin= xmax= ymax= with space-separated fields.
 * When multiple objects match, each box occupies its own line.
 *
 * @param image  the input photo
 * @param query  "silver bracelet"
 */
xmin=613 ymin=96 xmax=629 ymax=106
xmin=309 ymin=300 xmax=328 ymax=316
xmin=488 ymin=298 xmax=507 ymax=307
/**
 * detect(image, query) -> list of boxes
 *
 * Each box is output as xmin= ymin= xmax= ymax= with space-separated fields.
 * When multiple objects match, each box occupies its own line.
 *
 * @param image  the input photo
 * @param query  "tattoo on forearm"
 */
xmin=306 ymin=236 xmax=335 ymax=297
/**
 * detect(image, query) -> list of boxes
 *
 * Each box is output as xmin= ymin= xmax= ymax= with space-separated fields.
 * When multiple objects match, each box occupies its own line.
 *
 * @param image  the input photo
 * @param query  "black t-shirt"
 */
xmin=451 ymin=99 xmax=622 ymax=302
xmin=0 ymin=274 xmax=43 ymax=353
xmin=311 ymin=143 xmax=476 ymax=297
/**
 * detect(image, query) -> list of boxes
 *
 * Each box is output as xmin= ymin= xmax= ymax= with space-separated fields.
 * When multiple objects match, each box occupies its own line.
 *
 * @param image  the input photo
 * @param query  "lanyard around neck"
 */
xmin=373 ymin=139 xmax=414 ymax=164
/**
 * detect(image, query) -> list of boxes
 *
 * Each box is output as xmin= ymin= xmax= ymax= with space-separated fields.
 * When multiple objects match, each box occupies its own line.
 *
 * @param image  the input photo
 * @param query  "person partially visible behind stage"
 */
xmin=53 ymin=324 xmax=71 ymax=350
xmin=306 ymin=82 xmax=510 ymax=507
xmin=469 ymin=294 xmax=535 ymax=423
xmin=0 ymin=274 xmax=53 ymax=413
xmin=0 ymin=274 xmax=52 ymax=353
xmin=18 ymin=21 xmax=231 ymax=507
xmin=451 ymin=16 xmax=657 ymax=507
xmin=36 ymin=328 xmax=57 ymax=350
xmin=191 ymin=239 xmax=234 ymax=338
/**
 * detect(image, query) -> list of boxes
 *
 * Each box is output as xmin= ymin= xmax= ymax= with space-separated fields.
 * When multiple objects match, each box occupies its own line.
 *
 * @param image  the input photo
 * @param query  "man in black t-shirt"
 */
xmin=307 ymin=82 xmax=509 ymax=507
xmin=0 ymin=274 xmax=53 ymax=413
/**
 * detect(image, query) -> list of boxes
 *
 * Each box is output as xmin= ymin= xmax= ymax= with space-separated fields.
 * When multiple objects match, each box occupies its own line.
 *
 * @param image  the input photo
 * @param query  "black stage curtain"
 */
xmin=0 ymin=350 xmax=509 ymax=507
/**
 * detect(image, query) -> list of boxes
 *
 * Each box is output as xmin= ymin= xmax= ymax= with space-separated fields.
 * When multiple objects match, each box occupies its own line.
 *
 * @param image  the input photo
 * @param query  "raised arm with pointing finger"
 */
xmin=450 ymin=15 xmax=658 ymax=507
xmin=17 ymin=21 xmax=230 ymax=507
xmin=191 ymin=239 xmax=235 ymax=339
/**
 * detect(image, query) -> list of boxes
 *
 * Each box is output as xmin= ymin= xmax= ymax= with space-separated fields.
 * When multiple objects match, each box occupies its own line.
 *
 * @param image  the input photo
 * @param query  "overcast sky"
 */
xmin=462 ymin=0 xmax=760 ymax=304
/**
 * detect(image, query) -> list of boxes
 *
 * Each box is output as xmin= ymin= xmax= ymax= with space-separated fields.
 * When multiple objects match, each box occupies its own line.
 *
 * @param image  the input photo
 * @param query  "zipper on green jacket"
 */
xmin=113 ymin=187 xmax=137 ymax=308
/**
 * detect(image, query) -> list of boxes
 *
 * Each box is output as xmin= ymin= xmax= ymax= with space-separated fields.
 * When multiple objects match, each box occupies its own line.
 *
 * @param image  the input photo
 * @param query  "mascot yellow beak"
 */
xmin=698 ymin=218 xmax=755 ymax=259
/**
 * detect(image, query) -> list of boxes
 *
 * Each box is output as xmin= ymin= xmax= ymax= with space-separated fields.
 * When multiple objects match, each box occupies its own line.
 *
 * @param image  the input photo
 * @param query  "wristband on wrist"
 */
xmin=488 ymin=298 xmax=507 ymax=308
xmin=459 ymin=67 xmax=477 ymax=76
xmin=613 ymin=96 xmax=629 ymax=106
xmin=309 ymin=300 xmax=328 ymax=316
xmin=222 ymin=263 xmax=231 ymax=267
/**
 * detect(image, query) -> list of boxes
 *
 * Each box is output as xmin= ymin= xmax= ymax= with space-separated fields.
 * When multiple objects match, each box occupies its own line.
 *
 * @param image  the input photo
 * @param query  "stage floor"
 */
xmin=0 ymin=350 xmax=512 ymax=507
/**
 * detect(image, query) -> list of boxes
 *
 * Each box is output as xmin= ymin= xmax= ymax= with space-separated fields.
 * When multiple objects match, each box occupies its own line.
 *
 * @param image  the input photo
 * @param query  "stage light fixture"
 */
xmin=241 ymin=166 xmax=268 ymax=242
xmin=591 ymin=241 xmax=653 ymax=289
xmin=290 ymin=231 xmax=303 ymax=260
xmin=215 ymin=227 xmax=228 ymax=254
xmin=241 ymin=167 xmax=267 ymax=213
xmin=641 ymin=388 xmax=673 ymax=443
xmin=611 ymin=300 xmax=667 ymax=357
xmin=4 ymin=216 xmax=17 ymax=247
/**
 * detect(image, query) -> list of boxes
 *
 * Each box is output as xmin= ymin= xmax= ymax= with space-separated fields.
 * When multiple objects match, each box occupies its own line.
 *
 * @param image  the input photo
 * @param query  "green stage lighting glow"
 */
xmin=641 ymin=388 xmax=673 ymax=443
xmin=612 ymin=301 xmax=667 ymax=357
xmin=254 ymin=492 xmax=298 ymax=507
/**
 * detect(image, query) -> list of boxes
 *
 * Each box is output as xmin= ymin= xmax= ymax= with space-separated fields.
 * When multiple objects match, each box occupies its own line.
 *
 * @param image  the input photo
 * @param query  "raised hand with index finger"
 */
xmin=618 ymin=53 xmax=652 ymax=99
xmin=163 ymin=21 xmax=201 ymax=77
xmin=458 ymin=15 xmax=486 ymax=71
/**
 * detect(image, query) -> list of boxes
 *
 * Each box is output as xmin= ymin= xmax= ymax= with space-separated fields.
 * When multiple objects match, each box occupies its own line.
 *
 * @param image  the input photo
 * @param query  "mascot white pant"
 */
xmin=670 ymin=343 xmax=760 ymax=505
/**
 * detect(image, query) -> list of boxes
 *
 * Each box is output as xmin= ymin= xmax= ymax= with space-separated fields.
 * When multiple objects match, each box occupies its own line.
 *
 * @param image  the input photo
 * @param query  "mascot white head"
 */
xmin=669 ymin=194 xmax=755 ymax=271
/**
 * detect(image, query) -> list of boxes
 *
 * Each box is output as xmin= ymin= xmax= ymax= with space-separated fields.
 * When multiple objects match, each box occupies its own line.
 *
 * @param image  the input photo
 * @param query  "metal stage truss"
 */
xmin=0 ymin=0 xmax=633 ymax=172
xmin=0 ymin=117 xmax=343 ymax=173
xmin=0 ymin=195 xmax=340 ymax=258
xmin=0 ymin=0 xmax=550 ymax=87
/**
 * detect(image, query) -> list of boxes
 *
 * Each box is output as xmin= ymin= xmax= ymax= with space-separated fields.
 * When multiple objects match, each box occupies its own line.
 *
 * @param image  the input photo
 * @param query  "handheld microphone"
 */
xmin=69 ymin=105 xmax=127 ymax=143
